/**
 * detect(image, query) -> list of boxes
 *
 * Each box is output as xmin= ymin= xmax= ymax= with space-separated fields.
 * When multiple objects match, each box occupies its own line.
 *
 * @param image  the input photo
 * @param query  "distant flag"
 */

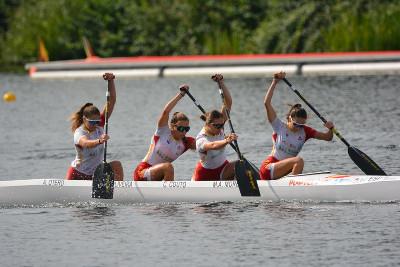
xmin=38 ymin=38 xmax=49 ymax=62
xmin=82 ymin=36 xmax=97 ymax=59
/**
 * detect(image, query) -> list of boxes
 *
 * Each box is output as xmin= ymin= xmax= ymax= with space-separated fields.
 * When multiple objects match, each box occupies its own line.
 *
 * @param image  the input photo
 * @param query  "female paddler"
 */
xmin=192 ymin=74 xmax=238 ymax=181
xmin=261 ymin=71 xmax=334 ymax=180
xmin=133 ymin=85 xmax=196 ymax=181
xmin=66 ymin=73 xmax=124 ymax=181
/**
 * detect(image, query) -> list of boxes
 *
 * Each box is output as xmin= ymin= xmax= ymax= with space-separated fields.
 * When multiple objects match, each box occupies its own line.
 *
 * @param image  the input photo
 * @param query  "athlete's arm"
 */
xmin=157 ymin=84 xmax=188 ymax=128
xmin=102 ymin=73 xmax=116 ymax=119
xmin=264 ymin=72 xmax=285 ymax=123
xmin=212 ymin=74 xmax=232 ymax=122
xmin=314 ymin=121 xmax=334 ymax=141
xmin=78 ymin=134 xmax=109 ymax=148
xmin=201 ymin=133 xmax=237 ymax=152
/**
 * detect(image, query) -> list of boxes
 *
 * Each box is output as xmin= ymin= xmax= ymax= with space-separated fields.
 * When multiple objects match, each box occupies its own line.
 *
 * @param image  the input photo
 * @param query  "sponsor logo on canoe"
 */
xmin=343 ymin=176 xmax=385 ymax=184
xmin=213 ymin=180 xmax=238 ymax=188
xmin=288 ymin=180 xmax=314 ymax=186
xmin=162 ymin=181 xmax=187 ymax=189
xmin=43 ymin=179 xmax=64 ymax=187
xmin=327 ymin=175 xmax=351 ymax=179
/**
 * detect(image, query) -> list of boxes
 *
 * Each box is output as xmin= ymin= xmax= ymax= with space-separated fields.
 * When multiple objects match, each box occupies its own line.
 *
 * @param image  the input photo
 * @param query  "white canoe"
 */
xmin=0 ymin=172 xmax=399 ymax=206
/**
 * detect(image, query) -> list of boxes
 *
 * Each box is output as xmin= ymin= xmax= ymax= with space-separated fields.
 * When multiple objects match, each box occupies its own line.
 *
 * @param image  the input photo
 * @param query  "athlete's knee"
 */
xmin=112 ymin=161 xmax=123 ymax=170
xmin=294 ymin=157 xmax=304 ymax=166
xmin=110 ymin=161 xmax=122 ymax=171
xmin=110 ymin=161 xmax=124 ymax=180
xmin=163 ymin=162 xmax=174 ymax=175
xmin=163 ymin=162 xmax=174 ymax=170
xmin=162 ymin=163 xmax=174 ymax=181
xmin=294 ymin=157 xmax=304 ymax=167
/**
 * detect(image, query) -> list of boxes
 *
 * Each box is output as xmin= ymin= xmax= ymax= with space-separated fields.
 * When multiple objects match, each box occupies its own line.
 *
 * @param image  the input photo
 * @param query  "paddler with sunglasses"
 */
xmin=133 ymin=84 xmax=196 ymax=181
xmin=260 ymin=71 xmax=334 ymax=180
xmin=66 ymin=73 xmax=124 ymax=180
xmin=192 ymin=74 xmax=238 ymax=181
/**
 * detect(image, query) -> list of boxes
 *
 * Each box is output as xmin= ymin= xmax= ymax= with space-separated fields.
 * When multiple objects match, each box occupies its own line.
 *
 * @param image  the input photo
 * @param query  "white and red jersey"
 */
xmin=71 ymin=113 xmax=106 ymax=175
xmin=143 ymin=126 xmax=194 ymax=165
xmin=196 ymin=128 xmax=227 ymax=169
xmin=268 ymin=117 xmax=316 ymax=161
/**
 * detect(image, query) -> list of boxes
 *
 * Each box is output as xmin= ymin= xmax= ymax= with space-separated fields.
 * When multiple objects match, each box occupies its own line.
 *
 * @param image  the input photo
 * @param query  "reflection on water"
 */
xmin=261 ymin=202 xmax=310 ymax=220
xmin=191 ymin=201 xmax=237 ymax=221
xmin=71 ymin=206 xmax=116 ymax=224
xmin=140 ymin=203 xmax=181 ymax=217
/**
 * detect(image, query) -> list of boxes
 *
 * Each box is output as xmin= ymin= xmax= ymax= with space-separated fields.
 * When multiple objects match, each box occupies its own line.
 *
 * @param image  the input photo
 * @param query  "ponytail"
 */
xmin=69 ymin=103 xmax=100 ymax=132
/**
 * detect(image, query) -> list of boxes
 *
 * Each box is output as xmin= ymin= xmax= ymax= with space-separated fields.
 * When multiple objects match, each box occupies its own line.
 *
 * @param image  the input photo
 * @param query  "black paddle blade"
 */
xmin=234 ymin=160 xmax=261 ymax=197
xmin=348 ymin=146 xmax=386 ymax=175
xmin=92 ymin=162 xmax=115 ymax=199
xmin=247 ymin=159 xmax=260 ymax=173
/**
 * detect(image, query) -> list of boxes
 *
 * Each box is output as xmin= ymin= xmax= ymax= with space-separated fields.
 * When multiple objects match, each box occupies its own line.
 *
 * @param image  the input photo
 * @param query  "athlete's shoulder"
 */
xmin=303 ymin=125 xmax=317 ymax=140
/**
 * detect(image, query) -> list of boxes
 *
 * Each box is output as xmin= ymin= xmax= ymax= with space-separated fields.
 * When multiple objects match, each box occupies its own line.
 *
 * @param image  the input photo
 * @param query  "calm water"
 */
xmin=0 ymin=74 xmax=399 ymax=266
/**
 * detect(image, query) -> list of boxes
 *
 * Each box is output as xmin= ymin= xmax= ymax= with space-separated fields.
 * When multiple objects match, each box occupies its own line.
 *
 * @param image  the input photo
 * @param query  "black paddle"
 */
xmin=282 ymin=78 xmax=386 ymax=176
xmin=92 ymin=82 xmax=115 ymax=199
xmin=181 ymin=87 xmax=260 ymax=173
xmin=214 ymin=81 xmax=261 ymax=197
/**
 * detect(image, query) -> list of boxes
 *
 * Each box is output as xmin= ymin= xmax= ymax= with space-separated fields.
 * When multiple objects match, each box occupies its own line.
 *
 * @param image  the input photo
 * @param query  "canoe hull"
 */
xmin=0 ymin=174 xmax=399 ymax=206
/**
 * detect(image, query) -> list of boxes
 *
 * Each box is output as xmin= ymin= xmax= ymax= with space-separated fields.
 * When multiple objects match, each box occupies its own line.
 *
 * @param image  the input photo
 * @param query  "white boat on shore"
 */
xmin=0 ymin=172 xmax=399 ymax=206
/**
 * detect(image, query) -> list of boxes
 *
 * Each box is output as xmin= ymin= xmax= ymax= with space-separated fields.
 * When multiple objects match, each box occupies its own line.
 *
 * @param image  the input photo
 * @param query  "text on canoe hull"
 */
xmin=41 ymin=179 xmax=239 ymax=188
xmin=43 ymin=179 xmax=65 ymax=187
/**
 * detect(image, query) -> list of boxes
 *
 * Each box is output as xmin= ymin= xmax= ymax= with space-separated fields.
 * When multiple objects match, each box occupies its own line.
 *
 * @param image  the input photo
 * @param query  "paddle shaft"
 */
xmin=103 ymin=88 xmax=110 ymax=162
xmin=216 ymin=87 xmax=243 ymax=161
xmin=91 ymin=78 xmax=114 ymax=199
xmin=184 ymin=91 xmax=206 ymax=114
xmin=282 ymin=78 xmax=351 ymax=147
xmin=216 ymin=82 xmax=260 ymax=196
xmin=184 ymin=90 xmax=241 ymax=154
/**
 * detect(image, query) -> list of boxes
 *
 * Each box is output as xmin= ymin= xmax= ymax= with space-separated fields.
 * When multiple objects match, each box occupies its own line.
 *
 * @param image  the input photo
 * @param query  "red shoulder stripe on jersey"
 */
xmin=183 ymin=136 xmax=195 ymax=152
xmin=153 ymin=135 xmax=160 ymax=144
xmin=304 ymin=125 xmax=317 ymax=141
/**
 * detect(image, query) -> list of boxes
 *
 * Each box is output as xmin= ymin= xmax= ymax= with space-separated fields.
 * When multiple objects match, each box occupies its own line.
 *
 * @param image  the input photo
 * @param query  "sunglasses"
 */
xmin=291 ymin=118 xmax=305 ymax=128
xmin=85 ymin=117 xmax=101 ymax=126
xmin=176 ymin=126 xmax=190 ymax=133
xmin=210 ymin=123 xmax=224 ymax=129
xmin=293 ymin=122 xmax=305 ymax=128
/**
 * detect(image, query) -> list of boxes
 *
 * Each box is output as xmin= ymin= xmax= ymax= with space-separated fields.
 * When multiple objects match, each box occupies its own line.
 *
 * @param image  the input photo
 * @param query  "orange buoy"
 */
xmin=3 ymin=91 xmax=16 ymax=102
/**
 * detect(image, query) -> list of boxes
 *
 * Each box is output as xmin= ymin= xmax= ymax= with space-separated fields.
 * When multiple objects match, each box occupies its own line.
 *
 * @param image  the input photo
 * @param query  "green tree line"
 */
xmin=0 ymin=0 xmax=399 ymax=71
